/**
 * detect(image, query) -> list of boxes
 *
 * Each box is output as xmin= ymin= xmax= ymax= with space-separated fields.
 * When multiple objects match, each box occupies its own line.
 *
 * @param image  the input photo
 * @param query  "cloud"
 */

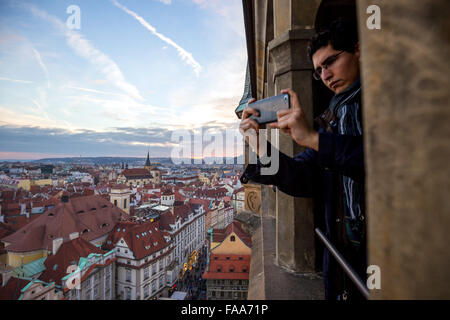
xmin=111 ymin=0 xmax=202 ymax=76
xmin=18 ymin=2 xmax=144 ymax=102
xmin=155 ymin=0 xmax=172 ymax=4
xmin=166 ymin=46 xmax=247 ymax=128
xmin=63 ymin=85 xmax=124 ymax=97
xmin=32 ymin=48 xmax=50 ymax=88
xmin=0 ymin=104 xmax=55 ymax=128
xmin=0 ymin=151 xmax=76 ymax=160
xmin=191 ymin=0 xmax=245 ymax=38
xmin=0 ymin=77 xmax=33 ymax=84
xmin=0 ymin=123 xmax=243 ymax=159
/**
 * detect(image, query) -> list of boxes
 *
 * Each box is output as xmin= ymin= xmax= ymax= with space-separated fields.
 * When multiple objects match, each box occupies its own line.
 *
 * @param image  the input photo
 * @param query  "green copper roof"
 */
xmin=12 ymin=257 xmax=47 ymax=279
xmin=235 ymin=62 xmax=253 ymax=118
xmin=61 ymin=250 xmax=115 ymax=281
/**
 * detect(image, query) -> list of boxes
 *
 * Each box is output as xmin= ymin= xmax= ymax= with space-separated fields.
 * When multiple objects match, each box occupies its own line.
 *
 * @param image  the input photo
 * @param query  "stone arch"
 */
xmin=314 ymin=0 xmax=357 ymax=31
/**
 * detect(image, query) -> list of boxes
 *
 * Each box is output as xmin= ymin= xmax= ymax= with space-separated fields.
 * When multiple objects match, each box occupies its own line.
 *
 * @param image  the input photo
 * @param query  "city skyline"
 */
xmin=0 ymin=0 xmax=247 ymax=160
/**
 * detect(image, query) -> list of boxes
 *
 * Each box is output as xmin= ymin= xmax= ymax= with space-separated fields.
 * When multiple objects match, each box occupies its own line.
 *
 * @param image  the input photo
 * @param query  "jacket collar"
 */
xmin=329 ymin=78 xmax=361 ymax=114
xmin=315 ymin=78 xmax=361 ymax=133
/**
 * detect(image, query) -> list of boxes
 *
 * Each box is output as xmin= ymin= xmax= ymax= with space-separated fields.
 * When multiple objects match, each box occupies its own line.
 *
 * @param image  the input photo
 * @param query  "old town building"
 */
xmin=203 ymin=221 xmax=251 ymax=300
xmin=159 ymin=203 xmax=206 ymax=282
xmin=1 ymin=195 xmax=126 ymax=267
xmin=103 ymin=220 xmax=174 ymax=300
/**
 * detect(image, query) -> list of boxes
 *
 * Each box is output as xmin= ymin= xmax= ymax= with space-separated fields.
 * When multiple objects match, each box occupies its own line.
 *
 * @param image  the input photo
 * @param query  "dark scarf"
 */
xmin=317 ymin=78 xmax=365 ymax=247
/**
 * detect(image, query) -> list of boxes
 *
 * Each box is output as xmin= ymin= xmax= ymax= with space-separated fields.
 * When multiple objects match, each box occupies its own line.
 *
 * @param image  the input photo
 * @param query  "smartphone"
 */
xmin=248 ymin=93 xmax=290 ymax=124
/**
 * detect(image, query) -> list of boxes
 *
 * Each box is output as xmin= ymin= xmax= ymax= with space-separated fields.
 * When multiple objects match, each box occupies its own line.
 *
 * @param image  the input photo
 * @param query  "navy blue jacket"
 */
xmin=240 ymin=80 xmax=366 ymax=300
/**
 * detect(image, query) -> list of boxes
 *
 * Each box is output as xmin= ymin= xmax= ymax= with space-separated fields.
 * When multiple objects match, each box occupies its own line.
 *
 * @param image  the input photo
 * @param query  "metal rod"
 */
xmin=315 ymin=228 xmax=370 ymax=299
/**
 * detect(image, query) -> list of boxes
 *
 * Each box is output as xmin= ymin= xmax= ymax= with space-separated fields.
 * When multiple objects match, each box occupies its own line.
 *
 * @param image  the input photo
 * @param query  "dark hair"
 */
xmin=308 ymin=18 xmax=358 ymax=61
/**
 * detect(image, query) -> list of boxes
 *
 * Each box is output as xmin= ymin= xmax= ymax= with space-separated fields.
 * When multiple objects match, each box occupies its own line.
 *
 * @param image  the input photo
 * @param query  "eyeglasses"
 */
xmin=313 ymin=51 xmax=345 ymax=80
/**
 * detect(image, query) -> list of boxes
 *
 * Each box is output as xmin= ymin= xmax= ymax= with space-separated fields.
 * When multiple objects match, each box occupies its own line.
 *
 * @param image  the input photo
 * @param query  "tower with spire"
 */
xmin=143 ymin=150 xmax=161 ymax=184
xmin=144 ymin=150 xmax=152 ymax=171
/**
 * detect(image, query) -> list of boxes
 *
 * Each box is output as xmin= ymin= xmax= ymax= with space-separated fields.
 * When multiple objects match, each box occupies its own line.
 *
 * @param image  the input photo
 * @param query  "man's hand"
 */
xmin=269 ymin=88 xmax=319 ymax=151
xmin=239 ymin=99 xmax=267 ymax=157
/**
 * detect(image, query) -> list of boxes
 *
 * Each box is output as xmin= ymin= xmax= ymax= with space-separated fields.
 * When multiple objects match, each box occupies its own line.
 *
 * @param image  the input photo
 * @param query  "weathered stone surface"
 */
xmin=269 ymin=29 xmax=317 ymax=273
xmin=248 ymin=215 xmax=324 ymax=300
xmin=244 ymin=183 xmax=262 ymax=215
xmin=357 ymin=0 xmax=450 ymax=299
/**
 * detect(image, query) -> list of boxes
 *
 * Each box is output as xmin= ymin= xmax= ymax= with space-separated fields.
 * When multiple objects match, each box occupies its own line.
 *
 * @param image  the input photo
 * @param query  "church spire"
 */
xmin=145 ymin=150 xmax=151 ymax=167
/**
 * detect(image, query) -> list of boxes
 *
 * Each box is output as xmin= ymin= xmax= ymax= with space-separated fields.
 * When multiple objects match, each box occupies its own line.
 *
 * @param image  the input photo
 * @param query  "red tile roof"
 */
xmin=173 ymin=204 xmax=193 ymax=222
xmin=39 ymin=237 xmax=105 ymax=284
xmin=1 ymin=195 xmax=127 ymax=253
xmin=159 ymin=211 xmax=177 ymax=231
xmin=1 ymin=214 xmax=41 ymax=234
xmin=212 ymin=221 xmax=252 ymax=248
xmin=121 ymin=169 xmax=152 ymax=179
xmin=0 ymin=277 xmax=29 ymax=300
xmin=103 ymin=220 xmax=171 ymax=260
xmin=188 ymin=198 xmax=211 ymax=212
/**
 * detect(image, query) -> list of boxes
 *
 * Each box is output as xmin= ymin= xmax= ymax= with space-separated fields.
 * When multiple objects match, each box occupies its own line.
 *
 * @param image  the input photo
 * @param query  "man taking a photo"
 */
xmin=239 ymin=19 xmax=366 ymax=300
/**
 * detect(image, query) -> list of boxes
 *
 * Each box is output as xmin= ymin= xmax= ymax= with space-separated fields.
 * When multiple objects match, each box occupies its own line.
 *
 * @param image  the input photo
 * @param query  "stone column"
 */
xmin=357 ymin=0 xmax=450 ymax=299
xmin=273 ymin=0 xmax=321 ymax=37
xmin=269 ymin=24 xmax=317 ymax=271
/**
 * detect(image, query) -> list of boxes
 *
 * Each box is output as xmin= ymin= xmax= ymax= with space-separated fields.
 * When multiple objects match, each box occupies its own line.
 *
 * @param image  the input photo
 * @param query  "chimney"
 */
xmin=69 ymin=232 xmax=79 ymax=240
xmin=20 ymin=203 xmax=26 ymax=215
xmin=1 ymin=270 xmax=13 ymax=287
xmin=52 ymin=237 xmax=64 ymax=255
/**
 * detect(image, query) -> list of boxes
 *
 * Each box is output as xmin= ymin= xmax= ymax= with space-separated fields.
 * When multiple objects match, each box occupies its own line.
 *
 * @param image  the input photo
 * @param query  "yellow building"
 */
xmin=210 ymin=221 xmax=252 ymax=256
xmin=110 ymin=184 xmax=132 ymax=214
xmin=33 ymin=179 xmax=53 ymax=187
xmin=2 ymin=249 xmax=48 ymax=268
xmin=16 ymin=179 xmax=53 ymax=191
xmin=198 ymin=174 xmax=211 ymax=185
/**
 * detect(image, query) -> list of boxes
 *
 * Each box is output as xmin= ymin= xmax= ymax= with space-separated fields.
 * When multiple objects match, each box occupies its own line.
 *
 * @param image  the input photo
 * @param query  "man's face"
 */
xmin=312 ymin=43 xmax=360 ymax=94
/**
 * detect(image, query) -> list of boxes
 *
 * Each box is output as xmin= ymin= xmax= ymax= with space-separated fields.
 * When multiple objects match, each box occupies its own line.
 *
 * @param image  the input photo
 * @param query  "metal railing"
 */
xmin=315 ymin=228 xmax=369 ymax=299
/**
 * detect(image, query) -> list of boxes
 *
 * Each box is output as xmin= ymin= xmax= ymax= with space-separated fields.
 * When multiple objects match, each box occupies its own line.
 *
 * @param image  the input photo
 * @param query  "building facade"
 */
xmin=203 ymin=221 xmax=252 ymax=300
xmin=104 ymin=220 xmax=174 ymax=300
xmin=159 ymin=203 xmax=206 ymax=282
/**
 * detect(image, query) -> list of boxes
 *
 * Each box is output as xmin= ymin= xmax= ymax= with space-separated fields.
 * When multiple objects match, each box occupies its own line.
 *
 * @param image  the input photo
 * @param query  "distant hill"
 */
xmin=32 ymin=157 xmax=172 ymax=165
xmin=29 ymin=156 xmax=244 ymax=166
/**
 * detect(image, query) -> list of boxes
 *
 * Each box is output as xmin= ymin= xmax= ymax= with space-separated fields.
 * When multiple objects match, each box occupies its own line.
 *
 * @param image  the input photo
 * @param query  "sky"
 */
xmin=0 ymin=0 xmax=247 ymax=160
